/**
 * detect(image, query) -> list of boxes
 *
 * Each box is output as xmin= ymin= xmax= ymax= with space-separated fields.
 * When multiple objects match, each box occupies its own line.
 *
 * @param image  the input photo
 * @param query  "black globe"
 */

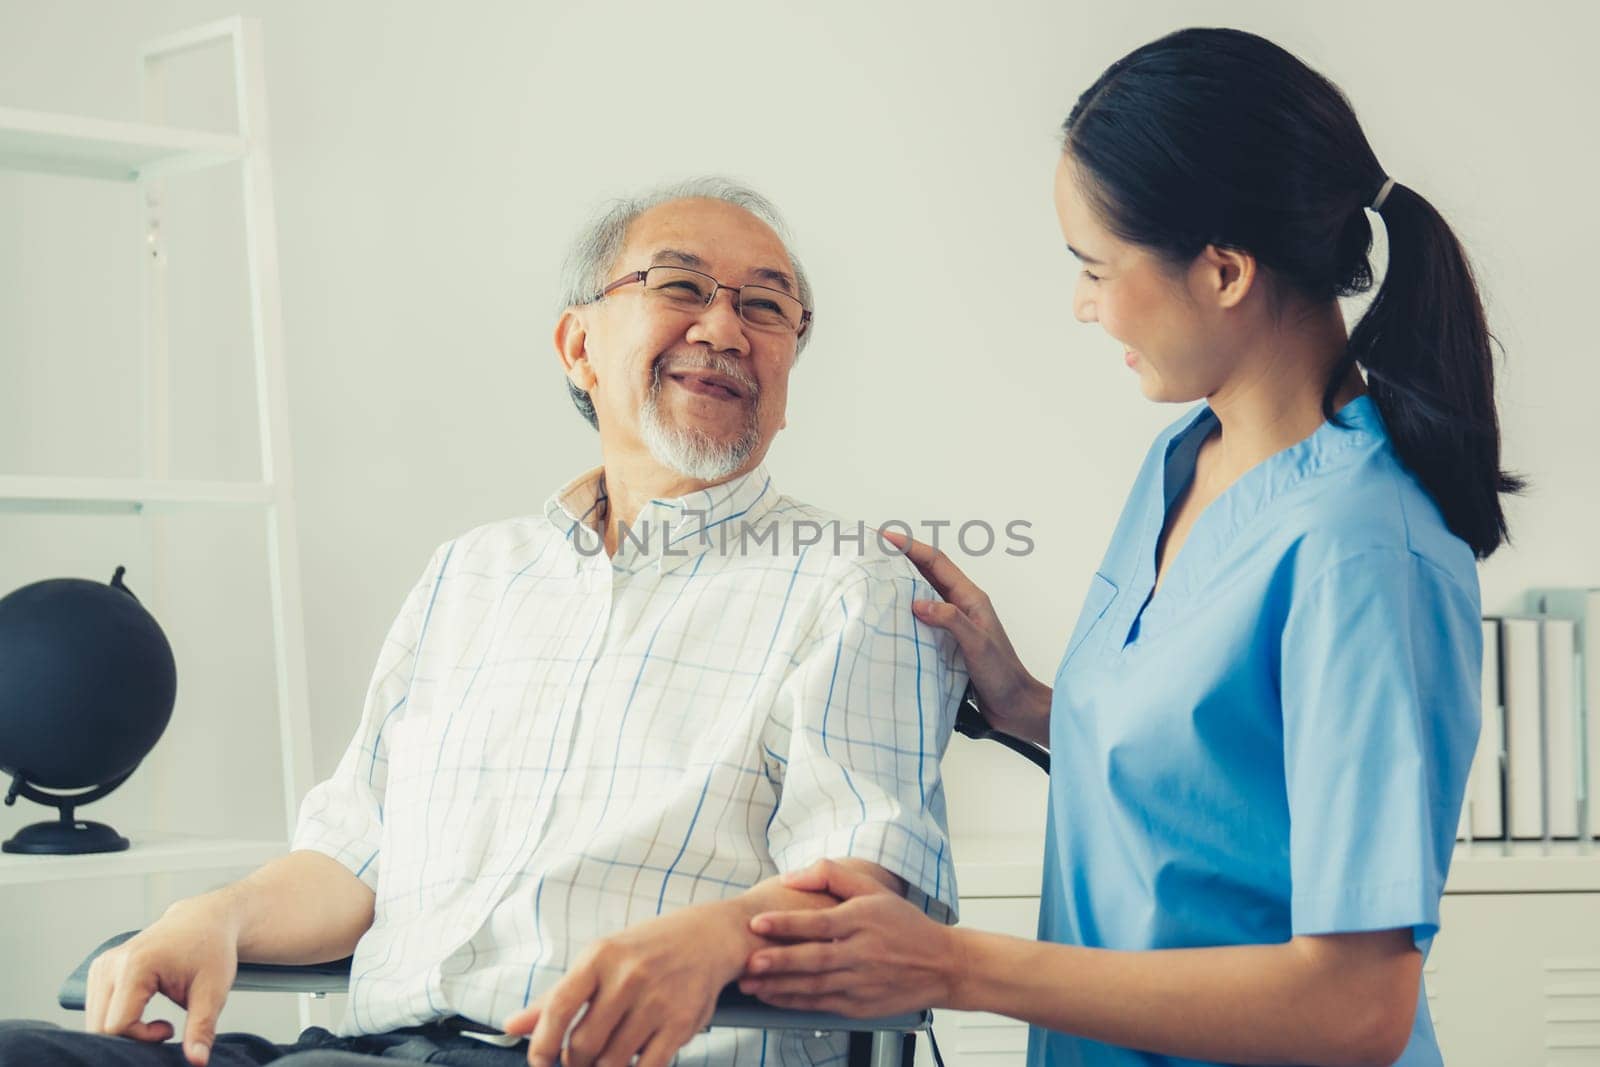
xmin=0 ymin=567 xmax=176 ymax=853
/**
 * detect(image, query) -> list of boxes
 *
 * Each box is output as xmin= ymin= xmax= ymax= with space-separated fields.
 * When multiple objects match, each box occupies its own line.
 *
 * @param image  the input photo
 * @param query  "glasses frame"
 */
xmin=593 ymin=266 xmax=812 ymax=336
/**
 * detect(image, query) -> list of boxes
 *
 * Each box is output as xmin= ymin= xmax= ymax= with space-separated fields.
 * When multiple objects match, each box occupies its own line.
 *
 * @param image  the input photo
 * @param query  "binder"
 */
xmin=1529 ymin=588 xmax=1599 ymax=838
xmin=1542 ymin=618 xmax=1580 ymax=839
xmin=1469 ymin=618 xmax=1505 ymax=839
xmin=1500 ymin=616 xmax=1545 ymax=840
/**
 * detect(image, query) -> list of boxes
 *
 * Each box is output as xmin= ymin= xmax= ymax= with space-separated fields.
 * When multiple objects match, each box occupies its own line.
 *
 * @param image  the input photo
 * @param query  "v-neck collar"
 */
xmin=1120 ymin=395 xmax=1384 ymax=647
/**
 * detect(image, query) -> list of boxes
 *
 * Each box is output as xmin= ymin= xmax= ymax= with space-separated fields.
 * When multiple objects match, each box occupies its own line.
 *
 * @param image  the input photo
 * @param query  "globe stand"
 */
xmin=2 ymin=772 xmax=134 ymax=855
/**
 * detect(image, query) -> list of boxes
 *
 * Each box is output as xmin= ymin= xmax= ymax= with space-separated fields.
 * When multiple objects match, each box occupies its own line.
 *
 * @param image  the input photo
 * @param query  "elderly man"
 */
xmin=0 ymin=178 xmax=963 ymax=1067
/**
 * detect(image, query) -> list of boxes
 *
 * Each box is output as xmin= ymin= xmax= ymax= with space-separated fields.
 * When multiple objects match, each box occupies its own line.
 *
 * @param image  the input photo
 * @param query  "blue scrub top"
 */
xmin=1029 ymin=396 xmax=1480 ymax=1067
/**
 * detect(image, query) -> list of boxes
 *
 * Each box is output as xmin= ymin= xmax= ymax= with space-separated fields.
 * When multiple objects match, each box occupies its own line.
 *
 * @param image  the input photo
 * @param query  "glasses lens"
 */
xmin=737 ymin=286 xmax=803 ymax=332
xmin=644 ymin=266 xmax=714 ymax=306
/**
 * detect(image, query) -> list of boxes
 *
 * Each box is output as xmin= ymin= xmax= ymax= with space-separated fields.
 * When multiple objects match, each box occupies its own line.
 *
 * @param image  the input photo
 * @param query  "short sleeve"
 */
xmin=291 ymin=543 xmax=453 ymax=891
xmin=1281 ymin=550 xmax=1481 ymax=947
xmin=764 ymin=570 xmax=966 ymax=924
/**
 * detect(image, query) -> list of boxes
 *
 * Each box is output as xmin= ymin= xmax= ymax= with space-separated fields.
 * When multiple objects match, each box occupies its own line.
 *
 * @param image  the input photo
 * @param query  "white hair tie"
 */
xmin=1370 ymin=177 xmax=1397 ymax=213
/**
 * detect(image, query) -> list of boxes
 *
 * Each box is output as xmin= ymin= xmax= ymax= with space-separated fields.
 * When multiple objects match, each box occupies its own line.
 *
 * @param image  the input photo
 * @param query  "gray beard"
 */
xmin=637 ymin=364 xmax=760 ymax=481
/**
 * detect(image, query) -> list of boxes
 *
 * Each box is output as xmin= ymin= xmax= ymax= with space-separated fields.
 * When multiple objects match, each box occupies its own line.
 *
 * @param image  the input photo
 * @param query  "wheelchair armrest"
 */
xmin=61 ymin=931 xmax=929 ymax=1037
xmin=59 ymin=931 xmax=133 ymax=1010
xmin=59 ymin=931 xmax=353 ymax=1011
xmin=711 ymin=985 xmax=929 ymax=1033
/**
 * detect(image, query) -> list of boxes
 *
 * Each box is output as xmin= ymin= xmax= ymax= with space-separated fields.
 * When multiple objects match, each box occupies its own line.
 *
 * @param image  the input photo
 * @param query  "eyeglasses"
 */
xmin=593 ymin=265 xmax=812 ymax=336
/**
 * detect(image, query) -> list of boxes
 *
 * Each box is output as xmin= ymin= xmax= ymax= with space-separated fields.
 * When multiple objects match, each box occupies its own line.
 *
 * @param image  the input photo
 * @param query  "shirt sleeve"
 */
xmin=764 ymin=567 xmax=966 ymax=924
xmin=290 ymin=542 xmax=453 ymax=891
xmin=1280 ymin=549 xmax=1481 ymax=948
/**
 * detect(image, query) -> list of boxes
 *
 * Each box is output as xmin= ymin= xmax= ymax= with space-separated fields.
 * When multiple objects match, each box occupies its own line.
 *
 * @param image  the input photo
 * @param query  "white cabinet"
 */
xmin=940 ymin=837 xmax=1600 ymax=1067
xmin=922 ymin=837 xmax=1043 ymax=1066
xmin=921 ymin=897 xmax=1041 ymax=1066
xmin=1435 ymin=844 xmax=1600 ymax=1064
xmin=1431 ymin=893 xmax=1600 ymax=1066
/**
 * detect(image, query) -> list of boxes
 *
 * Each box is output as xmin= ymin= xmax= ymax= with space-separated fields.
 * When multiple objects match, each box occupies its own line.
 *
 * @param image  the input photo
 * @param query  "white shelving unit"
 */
xmin=0 ymin=476 xmax=276 ymax=515
xmin=0 ymin=18 xmax=312 ymax=889
xmin=0 ymin=105 xmax=245 ymax=182
xmin=0 ymin=835 xmax=286 ymax=889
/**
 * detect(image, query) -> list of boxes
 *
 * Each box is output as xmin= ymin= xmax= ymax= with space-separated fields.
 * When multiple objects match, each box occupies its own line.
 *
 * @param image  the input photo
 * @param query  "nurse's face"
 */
xmin=1052 ymin=154 xmax=1241 ymax=403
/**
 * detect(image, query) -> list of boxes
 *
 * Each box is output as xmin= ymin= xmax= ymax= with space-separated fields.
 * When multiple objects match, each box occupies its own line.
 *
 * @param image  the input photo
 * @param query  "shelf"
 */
xmin=0 ymin=832 xmax=286 ymax=887
xmin=1446 ymin=839 xmax=1600 ymax=893
xmin=952 ymin=835 xmax=1600 ymax=898
xmin=0 ymin=476 xmax=275 ymax=515
xmin=0 ymin=106 xmax=245 ymax=182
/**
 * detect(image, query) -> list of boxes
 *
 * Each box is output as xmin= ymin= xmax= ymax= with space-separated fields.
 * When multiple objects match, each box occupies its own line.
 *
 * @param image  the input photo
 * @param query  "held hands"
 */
xmin=83 ymin=896 xmax=241 ymax=1067
xmin=503 ymin=901 xmax=750 ymax=1067
xmin=738 ymin=860 xmax=964 ymax=1019
xmin=882 ymin=530 xmax=1049 ymax=743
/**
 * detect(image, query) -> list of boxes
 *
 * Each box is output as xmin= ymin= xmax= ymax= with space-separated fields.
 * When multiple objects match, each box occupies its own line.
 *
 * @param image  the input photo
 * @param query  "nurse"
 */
xmin=734 ymin=27 xmax=1517 ymax=1067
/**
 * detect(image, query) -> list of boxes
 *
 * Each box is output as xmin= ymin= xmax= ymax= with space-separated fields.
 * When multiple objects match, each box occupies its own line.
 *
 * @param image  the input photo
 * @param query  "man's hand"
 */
xmin=503 ymin=901 xmax=750 ymax=1067
xmin=83 ymin=894 xmax=242 ymax=1067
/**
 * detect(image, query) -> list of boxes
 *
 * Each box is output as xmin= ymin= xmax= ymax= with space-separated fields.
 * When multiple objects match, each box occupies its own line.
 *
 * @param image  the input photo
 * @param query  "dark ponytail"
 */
xmin=1063 ymin=27 xmax=1522 ymax=558
xmin=1342 ymin=182 xmax=1523 ymax=557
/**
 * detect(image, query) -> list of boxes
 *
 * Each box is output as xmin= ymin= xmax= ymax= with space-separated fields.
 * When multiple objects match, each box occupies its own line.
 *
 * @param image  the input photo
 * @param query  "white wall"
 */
xmin=1 ymin=0 xmax=1597 ymax=1030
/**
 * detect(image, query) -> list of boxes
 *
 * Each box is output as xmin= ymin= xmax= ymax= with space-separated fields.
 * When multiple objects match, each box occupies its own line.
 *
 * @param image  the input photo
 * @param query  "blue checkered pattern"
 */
xmin=293 ymin=464 xmax=965 ymax=1064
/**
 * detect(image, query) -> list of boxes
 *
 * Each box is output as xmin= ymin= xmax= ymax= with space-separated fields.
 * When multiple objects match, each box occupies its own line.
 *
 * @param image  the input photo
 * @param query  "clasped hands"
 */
xmin=504 ymin=860 xmax=962 ymax=1067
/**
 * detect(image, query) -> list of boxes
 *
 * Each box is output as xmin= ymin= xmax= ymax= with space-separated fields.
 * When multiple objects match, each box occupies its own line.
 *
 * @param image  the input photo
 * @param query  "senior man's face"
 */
xmin=560 ymin=198 xmax=800 ymax=482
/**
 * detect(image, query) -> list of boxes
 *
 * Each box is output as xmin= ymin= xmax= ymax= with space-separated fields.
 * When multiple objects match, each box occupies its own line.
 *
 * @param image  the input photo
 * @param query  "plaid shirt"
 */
xmin=293 ymin=464 xmax=964 ymax=1064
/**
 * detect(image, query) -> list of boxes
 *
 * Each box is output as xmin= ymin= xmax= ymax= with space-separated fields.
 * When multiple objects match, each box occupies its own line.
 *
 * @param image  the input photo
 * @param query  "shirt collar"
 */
xmin=545 ymin=463 xmax=780 ymax=572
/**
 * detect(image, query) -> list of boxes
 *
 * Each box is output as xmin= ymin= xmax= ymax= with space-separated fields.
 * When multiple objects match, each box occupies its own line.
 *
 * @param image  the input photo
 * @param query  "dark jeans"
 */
xmin=0 ymin=1021 xmax=529 ymax=1067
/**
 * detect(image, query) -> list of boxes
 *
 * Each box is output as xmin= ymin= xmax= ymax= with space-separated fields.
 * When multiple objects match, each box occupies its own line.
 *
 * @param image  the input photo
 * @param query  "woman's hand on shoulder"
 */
xmin=882 ymin=529 xmax=1051 ymax=745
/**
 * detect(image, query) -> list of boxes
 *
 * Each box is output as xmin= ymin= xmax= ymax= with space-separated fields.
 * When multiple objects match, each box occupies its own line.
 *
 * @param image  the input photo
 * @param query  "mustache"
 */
xmin=651 ymin=351 xmax=759 ymax=401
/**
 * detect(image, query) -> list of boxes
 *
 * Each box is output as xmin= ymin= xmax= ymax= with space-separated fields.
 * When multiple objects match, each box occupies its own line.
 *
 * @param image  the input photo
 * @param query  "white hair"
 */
xmin=557 ymin=176 xmax=814 ymax=428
